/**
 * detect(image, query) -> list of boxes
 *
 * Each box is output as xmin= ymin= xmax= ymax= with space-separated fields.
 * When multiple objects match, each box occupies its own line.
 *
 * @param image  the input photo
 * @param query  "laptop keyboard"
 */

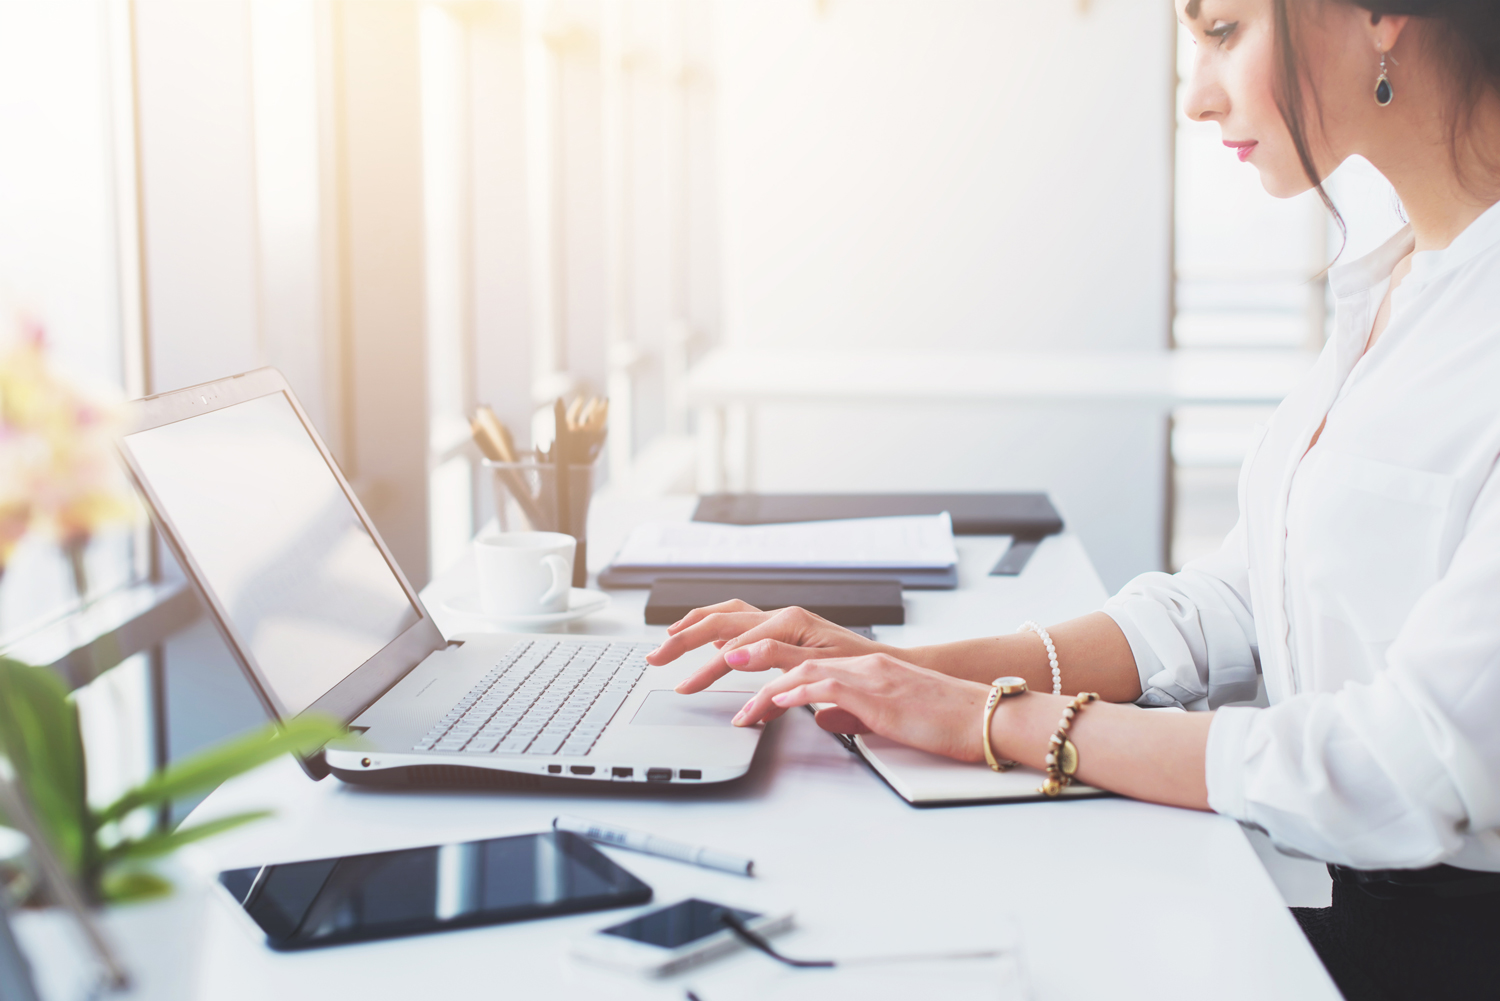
xmin=414 ymin=639 xmax=653 ymax=756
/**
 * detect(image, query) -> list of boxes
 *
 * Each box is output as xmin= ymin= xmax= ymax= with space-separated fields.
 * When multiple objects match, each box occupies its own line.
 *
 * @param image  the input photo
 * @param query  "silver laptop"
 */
xmin=118 ymin=368 xmax=764 ymax=789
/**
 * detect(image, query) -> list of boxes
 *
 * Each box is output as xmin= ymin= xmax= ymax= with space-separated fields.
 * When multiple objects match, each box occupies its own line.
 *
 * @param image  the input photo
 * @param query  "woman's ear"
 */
xmin=1369 ymin=11 xmax=1411 ymax=54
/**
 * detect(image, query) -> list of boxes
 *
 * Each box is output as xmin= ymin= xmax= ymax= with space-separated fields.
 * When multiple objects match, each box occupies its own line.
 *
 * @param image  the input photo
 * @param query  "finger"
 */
xmin=813 ymin=705 xmax=870 ymax=735
xmin=738 ymin=652 xmax=898 ymax=725
xmin=676 ymin=638 xmax=838 ymax=695
xmin=673 ymin=661 xmax=733 ymax=695
xmin=733 ymin=661 xmax=830 ymax=725
xmin=718 ymin=605 xmax=821 ymax=656
xmin=766 ymin=678 xmax=844 ymax=714
xmin=648 ymin=611 xmax=772 ymax=665
xmin=665 ymin=599 xmax=761 ymax=635
xmin=661 ymin=609 xmax=836 ymax=683
xmin=722 ymin=638 xmax=837 ymax=674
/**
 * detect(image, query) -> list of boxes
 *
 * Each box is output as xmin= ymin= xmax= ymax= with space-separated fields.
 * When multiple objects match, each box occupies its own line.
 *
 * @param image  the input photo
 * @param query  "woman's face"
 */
xmin=1178 ymin=0 xmax=1376 ymax=198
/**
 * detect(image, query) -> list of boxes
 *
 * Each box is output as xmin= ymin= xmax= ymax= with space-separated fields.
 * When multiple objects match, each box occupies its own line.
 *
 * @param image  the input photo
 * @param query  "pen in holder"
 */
xmin=483 ymin=453 xmax=597 ymax=588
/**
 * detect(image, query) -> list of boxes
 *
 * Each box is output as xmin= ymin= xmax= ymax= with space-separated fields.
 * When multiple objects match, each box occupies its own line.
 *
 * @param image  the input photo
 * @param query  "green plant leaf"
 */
xmin=100 ymin=868 xmax=174 ymax=905
xmin=0 ymin=658 xmax=89 ymax=876
xmin=95 ymin=714 xmax=344 ymax=826
xmin=103 ymin=810 xmax=272 ymax=864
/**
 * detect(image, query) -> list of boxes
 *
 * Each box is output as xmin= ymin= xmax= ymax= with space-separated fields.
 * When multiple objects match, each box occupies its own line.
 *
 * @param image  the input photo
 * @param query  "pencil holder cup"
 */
xmin=483 ymin=454 xmax=596 ymax=587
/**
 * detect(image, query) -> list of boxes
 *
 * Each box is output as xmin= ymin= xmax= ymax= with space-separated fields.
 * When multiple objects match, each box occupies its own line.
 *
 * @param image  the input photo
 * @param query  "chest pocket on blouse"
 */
xmin=1292 ymin=449 xmax=1455 ymax=642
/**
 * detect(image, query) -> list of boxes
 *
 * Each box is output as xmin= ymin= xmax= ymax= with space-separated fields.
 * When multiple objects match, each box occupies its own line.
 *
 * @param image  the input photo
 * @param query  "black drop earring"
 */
xmin=1375 ymin=49 xmax=1394 ymax=106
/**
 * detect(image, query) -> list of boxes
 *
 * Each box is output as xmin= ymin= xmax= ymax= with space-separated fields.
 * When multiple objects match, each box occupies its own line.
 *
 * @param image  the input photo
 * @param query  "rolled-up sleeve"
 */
xmin=1102 ymin=515 xmax=1262 ymax=709
xmin=1206 ymin=463 xmax=1500 ymax=868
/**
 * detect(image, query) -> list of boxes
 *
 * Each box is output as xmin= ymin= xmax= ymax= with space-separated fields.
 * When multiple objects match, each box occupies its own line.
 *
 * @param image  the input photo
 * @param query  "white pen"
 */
xmin=553 ymin=815 xmax=755 ymax=876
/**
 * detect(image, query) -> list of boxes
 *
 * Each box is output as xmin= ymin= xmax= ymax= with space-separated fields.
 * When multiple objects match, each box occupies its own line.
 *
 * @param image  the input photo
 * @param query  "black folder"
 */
xmin=692 ymin=492 xmax=1063 ymax=537
xmin=599 ymin=564 xmax=957 ymax=590
xmin=645 ymin=578 xmax=905 ymax=627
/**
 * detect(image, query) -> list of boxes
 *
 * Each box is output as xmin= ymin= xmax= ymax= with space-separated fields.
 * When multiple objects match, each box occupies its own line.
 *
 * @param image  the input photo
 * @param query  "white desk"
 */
xmin=186 ymin=498 xmax=1338 ymax=1000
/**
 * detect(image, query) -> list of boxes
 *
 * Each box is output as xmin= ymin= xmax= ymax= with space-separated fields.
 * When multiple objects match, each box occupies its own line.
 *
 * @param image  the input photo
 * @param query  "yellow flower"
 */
xmin=0 ymin=317 xmax=132 ymax=573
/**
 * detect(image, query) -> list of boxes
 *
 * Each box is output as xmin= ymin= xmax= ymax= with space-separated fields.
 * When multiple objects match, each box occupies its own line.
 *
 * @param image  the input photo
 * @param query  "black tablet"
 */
xmin=219 ymin=830 xmax=651 ymax=950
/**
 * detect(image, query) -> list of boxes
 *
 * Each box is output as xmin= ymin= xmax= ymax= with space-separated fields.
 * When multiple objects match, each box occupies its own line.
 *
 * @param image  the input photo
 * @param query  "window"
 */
xmin=0 ymin=2 xmax=144 ymax=639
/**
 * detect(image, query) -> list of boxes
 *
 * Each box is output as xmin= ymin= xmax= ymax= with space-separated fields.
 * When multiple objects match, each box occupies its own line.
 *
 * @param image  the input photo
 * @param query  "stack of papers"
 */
xmin=609 ymin=513 xmax=957 ymax=570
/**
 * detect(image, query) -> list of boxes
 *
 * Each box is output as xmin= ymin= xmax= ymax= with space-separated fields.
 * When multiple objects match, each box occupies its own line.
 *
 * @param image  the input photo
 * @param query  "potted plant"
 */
xmin=0 ymin=319 xmax=345 ymax=998
xmin=0 ymin=656 xmax=341 ymax=1000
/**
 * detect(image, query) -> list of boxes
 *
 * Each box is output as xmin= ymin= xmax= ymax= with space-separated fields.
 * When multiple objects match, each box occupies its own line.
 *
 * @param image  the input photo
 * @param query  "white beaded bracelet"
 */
xmin=1019 ymin=620 xmax=1062 ymax=695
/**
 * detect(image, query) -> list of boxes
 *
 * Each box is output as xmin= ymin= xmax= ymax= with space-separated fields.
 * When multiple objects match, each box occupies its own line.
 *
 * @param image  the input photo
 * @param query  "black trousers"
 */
xmin=1292 ymin=866 xmax=1500 ymax=1000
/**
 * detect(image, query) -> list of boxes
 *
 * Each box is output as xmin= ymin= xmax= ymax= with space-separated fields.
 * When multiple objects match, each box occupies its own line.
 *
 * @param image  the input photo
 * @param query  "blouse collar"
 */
xmin=1328 ymin=196 xmax=1500 ymax=301
xmin=1408 ymin=196 xmax=1500 ymax=284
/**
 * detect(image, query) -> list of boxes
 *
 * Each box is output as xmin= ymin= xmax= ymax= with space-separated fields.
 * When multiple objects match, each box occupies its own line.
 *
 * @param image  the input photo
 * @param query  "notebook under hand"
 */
xmin=810 ymin=706 xmax=1107 ymax=807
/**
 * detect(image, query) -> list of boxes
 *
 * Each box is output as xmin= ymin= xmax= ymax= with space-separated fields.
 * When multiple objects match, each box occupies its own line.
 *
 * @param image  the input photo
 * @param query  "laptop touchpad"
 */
xmin=630 ymin=690 xmax=752 ymax=727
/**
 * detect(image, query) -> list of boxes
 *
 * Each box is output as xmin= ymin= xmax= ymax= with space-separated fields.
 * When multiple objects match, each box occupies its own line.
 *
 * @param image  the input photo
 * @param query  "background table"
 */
xmin=186 ymin=497 xmax=1339 ymax=1000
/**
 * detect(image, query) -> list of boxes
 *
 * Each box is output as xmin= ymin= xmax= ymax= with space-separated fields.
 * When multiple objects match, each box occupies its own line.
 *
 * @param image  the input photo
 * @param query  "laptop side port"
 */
xmin=547 ymin=764 xmax=562 ymax=774
xmin=570 ymin=765 xmax=595 ymax=775
xmin=612 ymin=767 xmax=633 ymax=779
xmin=646 ymin=768 xmax=672 ymax=783
xmin=678 ymin=769 xmax=702 ymax=780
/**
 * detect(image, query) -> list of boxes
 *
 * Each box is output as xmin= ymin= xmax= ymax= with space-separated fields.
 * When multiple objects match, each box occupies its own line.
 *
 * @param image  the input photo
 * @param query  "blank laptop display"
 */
xmin=122 ymin=392 xmax=418 ymax=715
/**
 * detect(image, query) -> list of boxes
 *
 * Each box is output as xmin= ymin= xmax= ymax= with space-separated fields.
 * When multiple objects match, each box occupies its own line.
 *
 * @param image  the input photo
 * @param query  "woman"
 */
xmin=647 ymin=2 xmax=1500 ymax=997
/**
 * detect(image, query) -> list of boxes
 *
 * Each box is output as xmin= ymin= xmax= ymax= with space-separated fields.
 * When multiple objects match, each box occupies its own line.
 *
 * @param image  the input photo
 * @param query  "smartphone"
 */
xmin=219 ymin=830 xmax=652 ymax=950
xmin=571 ymin=898 xmax=794 ymax=976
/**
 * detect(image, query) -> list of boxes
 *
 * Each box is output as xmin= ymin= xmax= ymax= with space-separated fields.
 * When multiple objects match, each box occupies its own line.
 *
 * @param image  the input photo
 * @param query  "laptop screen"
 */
xmin=122 ymin=391 xmax=420 ymax=716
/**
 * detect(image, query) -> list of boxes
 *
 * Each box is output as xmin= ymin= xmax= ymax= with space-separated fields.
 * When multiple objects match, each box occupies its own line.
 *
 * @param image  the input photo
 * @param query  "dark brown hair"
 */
xmin=1273 ymin=0 xmax=1500 ymax=237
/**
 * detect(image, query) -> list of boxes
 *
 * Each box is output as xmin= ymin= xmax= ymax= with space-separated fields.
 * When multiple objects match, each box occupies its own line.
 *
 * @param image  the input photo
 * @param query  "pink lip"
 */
xmin=1223 ymin=140 xmax=1258 ymax=162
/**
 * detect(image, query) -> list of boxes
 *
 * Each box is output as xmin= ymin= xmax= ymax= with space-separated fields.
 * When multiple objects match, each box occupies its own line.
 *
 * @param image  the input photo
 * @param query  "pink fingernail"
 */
xmin=772 ymin=693 xmax=790 ymax=706
xmin=732 ymin=711 xmax=745 ymax=724
xmin=725 ymin=648 xmax=750 ymax=667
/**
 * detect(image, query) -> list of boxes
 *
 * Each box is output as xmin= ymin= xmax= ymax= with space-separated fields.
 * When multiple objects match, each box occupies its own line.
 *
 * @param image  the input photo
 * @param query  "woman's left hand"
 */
xmin=733 ymin=652 xmax=991 ymax=763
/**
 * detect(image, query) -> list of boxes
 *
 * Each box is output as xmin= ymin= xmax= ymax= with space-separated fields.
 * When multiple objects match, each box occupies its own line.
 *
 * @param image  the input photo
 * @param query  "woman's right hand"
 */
xmin=646 ymin=600 xmax=888 ymax=694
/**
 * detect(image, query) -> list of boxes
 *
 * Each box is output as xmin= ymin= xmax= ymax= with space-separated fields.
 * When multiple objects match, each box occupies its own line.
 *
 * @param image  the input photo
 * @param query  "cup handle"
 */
xmin=540 ymin=554 xmax=571 ymax=606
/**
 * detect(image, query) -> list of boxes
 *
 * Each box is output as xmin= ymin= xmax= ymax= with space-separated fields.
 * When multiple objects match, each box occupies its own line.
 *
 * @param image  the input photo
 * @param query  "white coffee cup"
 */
xmin=474 ymin=531 xmax=575 ymax=618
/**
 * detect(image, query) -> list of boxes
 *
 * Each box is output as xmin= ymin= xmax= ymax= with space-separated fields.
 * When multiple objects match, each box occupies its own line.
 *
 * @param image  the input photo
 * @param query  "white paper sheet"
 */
xmin=609 ymin=513 xmax=957 ymax=569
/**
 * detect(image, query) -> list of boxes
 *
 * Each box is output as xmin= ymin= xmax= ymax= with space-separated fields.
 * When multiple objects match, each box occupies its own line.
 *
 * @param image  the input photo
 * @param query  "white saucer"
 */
xmin=442 ymin=588 xmax=611 ymax=626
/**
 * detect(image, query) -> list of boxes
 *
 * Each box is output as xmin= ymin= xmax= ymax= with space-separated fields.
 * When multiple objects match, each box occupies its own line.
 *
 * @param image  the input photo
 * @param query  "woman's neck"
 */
xmin=1368 ymin=88 xmax=1500 ymax=253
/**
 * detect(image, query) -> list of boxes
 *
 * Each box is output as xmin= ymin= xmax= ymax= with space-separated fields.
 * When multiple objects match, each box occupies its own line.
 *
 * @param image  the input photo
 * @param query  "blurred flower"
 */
xmin=0 ymin=316 xmax=132 ymax=588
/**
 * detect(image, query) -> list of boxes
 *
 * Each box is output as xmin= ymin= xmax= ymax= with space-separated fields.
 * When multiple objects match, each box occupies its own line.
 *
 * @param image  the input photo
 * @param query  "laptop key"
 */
xmin=528 ymin=734 xmax=565 ymax=755
xmin=582 ymin=691 xmax=630 ymax=727
xmin=496 ymin=733 xmax=531 ymax=753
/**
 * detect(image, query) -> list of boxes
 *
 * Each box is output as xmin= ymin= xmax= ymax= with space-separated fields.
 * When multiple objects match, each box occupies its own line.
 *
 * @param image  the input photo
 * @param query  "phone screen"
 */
xmin=220 ymin=831 xmax=651 ymax=950
xmin=601 ymin=898 xmax=760 ymax=950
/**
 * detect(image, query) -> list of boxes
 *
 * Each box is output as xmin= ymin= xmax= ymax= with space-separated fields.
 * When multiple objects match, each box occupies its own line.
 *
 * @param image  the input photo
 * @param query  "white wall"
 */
xmin=713 ymin=0 xmax=1176 ymax=590
xmin=717 ymin=0 xmax=1173 ymax=352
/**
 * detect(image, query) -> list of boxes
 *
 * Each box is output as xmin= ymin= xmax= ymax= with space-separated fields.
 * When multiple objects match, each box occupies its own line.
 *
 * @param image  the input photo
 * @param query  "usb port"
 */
xmin=569 ymin=765 xmax=595 ymax=775
xmin=547 ymin=764 xmax=562 ymax=774
xmin=611 ymin=767 xmax=633 ymax=779
xmin=646 ymin=768 xmax=673 ymax=783
xmin=678 ymin=769 xmax=702 ymax=780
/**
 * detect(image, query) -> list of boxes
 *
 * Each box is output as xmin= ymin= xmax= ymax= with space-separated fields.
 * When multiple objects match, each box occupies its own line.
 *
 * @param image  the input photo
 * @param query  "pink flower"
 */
xmin=0 ymin=316 xmax=133 ymax=572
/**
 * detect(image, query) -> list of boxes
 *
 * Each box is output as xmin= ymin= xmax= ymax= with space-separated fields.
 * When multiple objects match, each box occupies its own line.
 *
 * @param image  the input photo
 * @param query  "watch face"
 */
xmin=993 ymin=676 xmax=1028 ymax=692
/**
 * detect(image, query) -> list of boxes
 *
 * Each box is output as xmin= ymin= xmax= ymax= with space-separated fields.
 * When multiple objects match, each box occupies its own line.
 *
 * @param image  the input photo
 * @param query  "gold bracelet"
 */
xmin=1039 ymin=692 xmax=1099 ymax=796
xmin=981 ymin=677 xmax=1028 ymax=771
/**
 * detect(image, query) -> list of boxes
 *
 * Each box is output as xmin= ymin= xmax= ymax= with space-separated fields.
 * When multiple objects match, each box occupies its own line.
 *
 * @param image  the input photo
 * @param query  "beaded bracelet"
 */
xmin=1039 ymin=692 xmax=1099 ymax=797
xmin=1018 ymin=621 xmax=1062 ymax=695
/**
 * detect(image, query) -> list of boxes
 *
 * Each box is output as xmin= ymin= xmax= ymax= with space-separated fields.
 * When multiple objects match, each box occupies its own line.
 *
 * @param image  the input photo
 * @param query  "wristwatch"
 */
xmin=982 ymin=676 xmax=1028 ymax=772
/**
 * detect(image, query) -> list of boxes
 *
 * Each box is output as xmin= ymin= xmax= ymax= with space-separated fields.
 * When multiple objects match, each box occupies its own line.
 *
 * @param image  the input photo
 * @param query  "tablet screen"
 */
xmin=219 ymin=831 xmax=652 ymax=949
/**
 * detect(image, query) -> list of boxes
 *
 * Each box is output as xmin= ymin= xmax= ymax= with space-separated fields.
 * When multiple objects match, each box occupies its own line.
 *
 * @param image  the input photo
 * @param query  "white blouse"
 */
xmin=1103 ymin=198 xmax=1500 ymax=872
